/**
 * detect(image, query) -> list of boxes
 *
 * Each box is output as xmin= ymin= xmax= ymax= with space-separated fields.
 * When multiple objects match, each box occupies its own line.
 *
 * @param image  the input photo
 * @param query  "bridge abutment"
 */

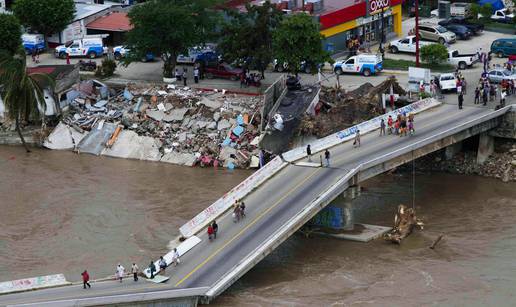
xmin=340 ymin=185 xmax=360 ymax=230
xmin=444 ymin=142 xmax=463 ymax=160
xmin=477 ymin=132 xmax=494 ymax=164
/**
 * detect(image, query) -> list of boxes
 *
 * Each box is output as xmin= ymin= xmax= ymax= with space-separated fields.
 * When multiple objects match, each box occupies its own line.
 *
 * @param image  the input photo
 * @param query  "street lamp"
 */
xmin=414 ymin=0 xmax=420 ymax=67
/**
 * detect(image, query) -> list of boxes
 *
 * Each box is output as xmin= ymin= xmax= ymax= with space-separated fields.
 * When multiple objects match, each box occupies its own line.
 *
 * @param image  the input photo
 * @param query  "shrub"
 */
xmin=101 ymin=58 xmax=117 ymax=77
xmin=420 ymin=44 xmax=448 ymax=65
xmin=479 ymin=3 xmax=493 ymax=20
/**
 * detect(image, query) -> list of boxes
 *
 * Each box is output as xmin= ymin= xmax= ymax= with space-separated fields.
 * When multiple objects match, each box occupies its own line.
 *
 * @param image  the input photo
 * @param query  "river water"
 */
xmin=1 ymin=146 xmax=516 ymax=306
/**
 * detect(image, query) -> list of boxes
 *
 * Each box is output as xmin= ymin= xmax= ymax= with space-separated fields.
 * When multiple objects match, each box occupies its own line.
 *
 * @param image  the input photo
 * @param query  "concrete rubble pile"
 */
xmin=44 ymin=81 xmax=264 ymax=168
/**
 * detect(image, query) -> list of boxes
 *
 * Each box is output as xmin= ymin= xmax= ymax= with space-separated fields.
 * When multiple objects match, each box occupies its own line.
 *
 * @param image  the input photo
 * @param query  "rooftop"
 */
xmin=74 ymin=2 xmax=113 ymax=21
xmin=86 ymin=12 xmax=132 ymax=32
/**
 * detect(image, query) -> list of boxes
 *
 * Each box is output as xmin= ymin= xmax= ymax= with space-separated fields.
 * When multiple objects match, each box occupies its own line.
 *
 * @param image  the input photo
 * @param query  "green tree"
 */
xmin=124 ymin=0 xmax=220 ymax=78
xmin=0 ymin=49 xmax=53 ymax=152
xmin=13 ymin=0 xmax=75 ymax=46
xmin=0 ymin=14 xmax=22 ymax=55
xmin=218 ymin=1 xmax=283 ymax=77
xmin=470 ymin=3 xmax=480 ymax=21
xmin=272 ymin=13 xmax=331 ymax=76
xmin=420 ymin=44 xmax=448 ymax=65
xmin=479 ymin=3 xmax=493 ymax=21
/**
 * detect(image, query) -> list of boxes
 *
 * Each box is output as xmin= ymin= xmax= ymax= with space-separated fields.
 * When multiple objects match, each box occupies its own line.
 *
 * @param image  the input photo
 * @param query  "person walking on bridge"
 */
xmin=149 ymin=260 xmax=156 ymax=279
xmin=353 ymin=130 xmax=361 ymax=148
xmin=81 ymin=270 xmax=91 ymax=289
xmin=380 ymin=119 xmax=386 ymax=136
xmin=240 ymin=202 xmax=246 ymax=218
xmin=306 ymin=144 xmax=312 ymax=162
xmin=131 ymin=263 xmax=139 ymax=282
xmin=211 ymin=220 xmax=218 ymax=238
xmin=116 ymin=264 xmax=125 ymax=282
xmin=208 ymin=224 xmax=215 ymax=241
xmin=387 ymin=115 xmax=393 ymax=134
xmin=324 ymin=149 xmax=330 ymax=167
xmin=159 ymin=256 xmax=167 ymax=273
xmin=171 ymin=248 xmax=180 ymax=266
xmin=458 ymin=92 xmax=463 ymax=110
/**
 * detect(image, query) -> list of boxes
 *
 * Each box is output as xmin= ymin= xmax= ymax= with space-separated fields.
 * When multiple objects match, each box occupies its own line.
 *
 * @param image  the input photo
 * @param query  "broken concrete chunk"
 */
xmin=161 ymin=151 xmax=197 ymax=166
xmin=163 ymin=108 xmax=189 ymax=122
xmin=213 ymin=112 xmax=220 ymax=122
xmin=146 ymin=109 xmax=165 ymax=121
xmin=199 ymin=97 xmax=223 ymax=110
xmin=217 ymin=119 xmax=231 ymax=131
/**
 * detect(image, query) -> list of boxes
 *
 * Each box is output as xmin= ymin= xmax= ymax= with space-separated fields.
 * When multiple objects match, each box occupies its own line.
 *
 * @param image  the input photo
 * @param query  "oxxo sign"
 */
xmin=369 ymin=0 xmax=390 ymax=14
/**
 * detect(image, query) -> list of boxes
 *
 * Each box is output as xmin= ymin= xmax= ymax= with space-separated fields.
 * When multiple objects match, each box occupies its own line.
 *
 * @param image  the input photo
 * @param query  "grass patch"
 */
xmin=383 ymin=58 xmax=455 ymax=72
xmin=469 ymin=19 xmax=516 ymax=32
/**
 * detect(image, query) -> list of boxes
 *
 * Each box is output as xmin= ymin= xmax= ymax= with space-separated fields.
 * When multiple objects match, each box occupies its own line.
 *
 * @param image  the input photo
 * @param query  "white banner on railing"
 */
xmin=0 ymin=274 xmax=69 ymax=294
xmin=283 ymin=98 xmax=442 ymax=162
xmin=180 ymin=156 xmax=286 ymax=238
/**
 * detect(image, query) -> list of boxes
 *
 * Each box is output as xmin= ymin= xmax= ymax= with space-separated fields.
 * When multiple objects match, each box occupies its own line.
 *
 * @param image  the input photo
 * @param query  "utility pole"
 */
xmin=414 ymin=0 xmax=420 ymax=67
xmin=379 ymin=8 xmax=385 ymax=58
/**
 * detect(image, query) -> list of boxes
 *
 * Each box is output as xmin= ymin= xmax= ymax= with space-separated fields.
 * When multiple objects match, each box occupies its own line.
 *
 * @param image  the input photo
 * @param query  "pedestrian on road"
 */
xmin=175 ymin=68 xmax=181 ymax=81
xmin=306 ymin=144 xmax=312 ymax=162
xmin=458 ymin=92 xmax=463 ymax=109
xmin=500 ymin=90 xmax=507 ymax=108
xmin=233 ymin=201 xmax=241 ymax=222
xmin=400 ymin=116 xmax=407 ymax=137
xmin=240 ymin=202 xmax=246 ymax=218
xmin=387 ymin=115 xmax=393 ymax=134
xmin=81 ymin=270 xmax=91 ymax=289
xmin=462 ymin=78 xmax=467 ymax=95
xmin=182 ymin=68 xmax=188 ymax=86
xmin=482 ymin=86 xmax=488 ymax=106
xmin=159 ymin=256 xmax=167 ymax=273
xmin=131 ymin=263 xmax=139 ymax=282
xmin=194 ymin=67 xmax=199 ymax=83
xmin=149 ymin=261 xmax=156 ymax=279
xmin=353 ymin=130 xmax=361 ymax=148
xmin=380 ymin=118 xmax=386 ymax=136
xmin=474 ymin=87 xmax=480 ymax=104
xmin=211 ymin=220 xmax=218 ymax=238
xmin=208 ymin=224 xmax=215 ymax=241
xmin=171 ymin=248 xmax=180 ymax=266
xmin=324 ymin=149 xmax=330 ymax=167
xmin=66 ymin=52 xmax=71 ymax=65
xmin=116 ymin=264 xmax=125 ymax=282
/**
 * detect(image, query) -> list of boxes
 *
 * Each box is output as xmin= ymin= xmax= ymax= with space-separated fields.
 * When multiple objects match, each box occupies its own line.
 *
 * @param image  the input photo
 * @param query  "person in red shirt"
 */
xmin=387 ymin=115 xmax=393 ymax=134
xmin=82 ymin=270 xmax=91 ymax=289
xmin=208 ymin=225 xmax=214 ymax=241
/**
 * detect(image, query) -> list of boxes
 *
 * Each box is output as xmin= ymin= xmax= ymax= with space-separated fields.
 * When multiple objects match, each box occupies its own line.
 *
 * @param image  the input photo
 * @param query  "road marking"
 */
xmin=175 ymin=168 xmax=321 ymax=287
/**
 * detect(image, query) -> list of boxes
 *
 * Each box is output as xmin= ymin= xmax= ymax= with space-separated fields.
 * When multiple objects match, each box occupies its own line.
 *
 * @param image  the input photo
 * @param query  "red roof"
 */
xmin=86 ymin=12 xmax=132 ymax=32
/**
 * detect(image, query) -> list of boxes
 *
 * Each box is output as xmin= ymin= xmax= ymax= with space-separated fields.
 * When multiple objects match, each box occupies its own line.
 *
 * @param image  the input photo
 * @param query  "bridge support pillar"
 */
xmin=444 ymin=142 xmax=462 ymax=160
xmin=342 ymin=185 xmax=360 ymax=231
xmin=477 ymin=132 xmax=494 ymax=164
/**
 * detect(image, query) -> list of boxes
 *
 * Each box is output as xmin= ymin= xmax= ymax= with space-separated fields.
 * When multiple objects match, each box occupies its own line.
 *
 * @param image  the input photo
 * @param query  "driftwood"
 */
xmin=384 ymin=204 xmax=424 ymax=244
xmin=429 ymin=234 xmax=444 ymax=249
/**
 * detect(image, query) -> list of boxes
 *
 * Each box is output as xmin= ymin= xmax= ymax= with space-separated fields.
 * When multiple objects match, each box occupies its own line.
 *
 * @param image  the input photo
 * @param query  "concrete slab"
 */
xmin=146 ymin=276 xmax=170 ymax=284
xmin=314 ymin=224 xmax=392 ymax=242
xmin=295 ymin=161 xmax=321 ymax=168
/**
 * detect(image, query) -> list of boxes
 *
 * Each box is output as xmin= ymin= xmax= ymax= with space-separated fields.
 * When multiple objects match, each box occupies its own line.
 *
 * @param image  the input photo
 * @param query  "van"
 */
xmin=55 ymin=37 xmax=107 ymax=59
xmin=491 ymin=38 xmax=516 ymax=58
xmin=22 ymin=34 xmax=45 ymax=54
xmin=333 ymin=54 xmax=383 ymax=77
xmin=418 ymin=24 xmax=456 ymax=44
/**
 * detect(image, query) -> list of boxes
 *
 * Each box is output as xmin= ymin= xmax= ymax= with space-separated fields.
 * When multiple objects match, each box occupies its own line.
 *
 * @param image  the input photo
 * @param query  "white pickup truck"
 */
xmin=446 ymin=49 xmax=479 ymax=69
xmin=388 ymin=36 xmax=435 ymax=54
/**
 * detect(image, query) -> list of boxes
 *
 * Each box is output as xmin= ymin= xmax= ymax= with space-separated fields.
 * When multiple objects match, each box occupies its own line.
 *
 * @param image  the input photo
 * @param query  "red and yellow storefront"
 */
xmin=318 ymin=0 xmax=403 ymax=54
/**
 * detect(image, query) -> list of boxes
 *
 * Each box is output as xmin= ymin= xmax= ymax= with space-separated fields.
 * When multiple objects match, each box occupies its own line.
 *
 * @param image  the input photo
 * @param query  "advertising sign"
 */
xmin=369 ymin=0 xmax=390 ymax=15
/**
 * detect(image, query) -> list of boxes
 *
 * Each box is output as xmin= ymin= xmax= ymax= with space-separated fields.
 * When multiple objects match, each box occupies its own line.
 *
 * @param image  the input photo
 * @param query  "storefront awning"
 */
xmin=86 ymin=12 xmax=132 ymax=32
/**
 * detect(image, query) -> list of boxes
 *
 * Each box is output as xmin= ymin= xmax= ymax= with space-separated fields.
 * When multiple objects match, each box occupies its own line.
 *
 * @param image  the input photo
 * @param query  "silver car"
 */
xmin=487 ymin=69 xmax=516 ymax=83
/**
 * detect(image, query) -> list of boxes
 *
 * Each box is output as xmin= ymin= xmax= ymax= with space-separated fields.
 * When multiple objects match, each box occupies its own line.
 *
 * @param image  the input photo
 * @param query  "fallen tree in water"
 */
xmin=384 ymin=204 xmax=424 ymax=244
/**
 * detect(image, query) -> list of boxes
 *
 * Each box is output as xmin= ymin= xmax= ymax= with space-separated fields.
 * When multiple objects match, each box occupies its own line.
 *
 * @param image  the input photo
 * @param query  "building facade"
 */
xmin=318 ymin=0 xmax=403 ymax=54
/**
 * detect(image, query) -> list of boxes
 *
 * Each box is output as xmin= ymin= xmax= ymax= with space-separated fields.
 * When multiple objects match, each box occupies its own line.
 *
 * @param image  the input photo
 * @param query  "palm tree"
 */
xmin=0 ymin=48 xmax=53 ymax=153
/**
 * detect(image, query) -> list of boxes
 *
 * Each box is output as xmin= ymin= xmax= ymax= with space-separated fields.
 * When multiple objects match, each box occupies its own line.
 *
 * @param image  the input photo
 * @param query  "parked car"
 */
xmin=438 ymin=73 xmax=457 ymax=92
xmin=438 ymin=17 xmax=484 ymax=34
xmin=113 ymin=46 xmax=155 ymax=62
xmin=388 ymin=36 xmax=435 ymax=54
xmin=22 ymin=34 xmax=45 ymax=55
xmin=487 ymin=69 xmax=516 ymax=83
xmin=204 ymin=63 xmax=243 ymax=80
xmin=273 ymin=59 xmax=323 ymax=74
xmin=333 ymin=54 xmax=383 ymax=77
xmin=490 ymin=38 xmax=516 ymax=58
xmin=418 ymin=24 xmax=456 ymax=44
xmin=446 ymin=50 xmax=479 ymax=69
xmin=177 ymin=46 xmax=219 ymax=66
xmin=55 ymin=37 xmax=107 ymax=59
xmin=440 ymin=24 xmax=472 ymax=40
xmin=490 ymin=8 xmax=514 ymax=23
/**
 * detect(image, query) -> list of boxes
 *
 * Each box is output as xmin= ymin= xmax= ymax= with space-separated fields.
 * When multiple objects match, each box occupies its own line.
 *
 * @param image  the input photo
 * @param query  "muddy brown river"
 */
xmin=1 ymin=146 xmax=515 ymax=306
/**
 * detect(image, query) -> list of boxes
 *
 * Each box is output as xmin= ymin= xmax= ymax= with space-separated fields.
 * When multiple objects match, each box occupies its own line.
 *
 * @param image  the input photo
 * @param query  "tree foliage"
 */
xmin=0 ymin=13 xmax=22 ymax=55
xmin=272 ymin=13 xmax=331 ymax=76
xmin=124 ymin=0 xmax=220 ymax=77
xmin=420 ymin=44 xmax=448 ymax=65
xmin=218 ymin=1 xmax=283 ymax=76
xmin=470 ymin=3 xmax=480 ymax=21
xmin=13 ymin=0 xmax=75 ymax=38
xmin=0 ymin=49 xmax=53 ymax=152
xmin=479 ymin=3 xmax=493 ymax=20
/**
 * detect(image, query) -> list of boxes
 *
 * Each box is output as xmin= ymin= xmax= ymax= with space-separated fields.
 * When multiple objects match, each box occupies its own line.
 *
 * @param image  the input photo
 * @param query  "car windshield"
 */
xmin=436 ymin=26 xmax=448 ymax=33
xmin=441 ymin=75 xmax=455 ymax=81
xmin=502 ymin=70 xmax=512 ymax=76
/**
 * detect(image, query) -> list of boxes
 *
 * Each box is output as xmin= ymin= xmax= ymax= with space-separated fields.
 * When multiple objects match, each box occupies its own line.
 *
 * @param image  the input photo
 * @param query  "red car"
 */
xmin=204 ymin=63 xmax=243 ymax=81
